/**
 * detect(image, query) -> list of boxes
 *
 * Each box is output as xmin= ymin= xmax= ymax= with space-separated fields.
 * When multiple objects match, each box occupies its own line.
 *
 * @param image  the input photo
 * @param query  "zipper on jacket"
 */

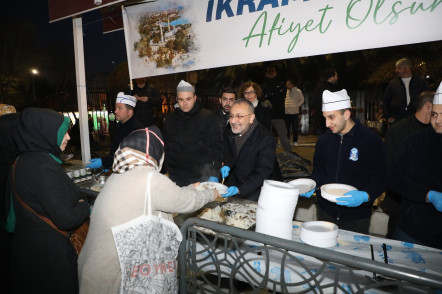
xmin=335 ymin=134 xmax=344 ymax=221
xmin=335 ymin=135 xmax=344 ymax=182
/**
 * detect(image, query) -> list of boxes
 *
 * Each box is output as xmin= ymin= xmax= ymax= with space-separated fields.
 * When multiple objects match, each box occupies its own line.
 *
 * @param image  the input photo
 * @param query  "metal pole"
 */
xmin=73 ymin=17 xmax=91 ymax=164
xmin=32 ymin=74 xmax=36 ymax=103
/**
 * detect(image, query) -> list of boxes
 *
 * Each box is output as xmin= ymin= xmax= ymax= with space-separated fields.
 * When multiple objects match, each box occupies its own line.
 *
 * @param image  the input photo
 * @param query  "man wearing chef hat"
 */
xmin=87 ymin=92 xmax=144 ymax=170
xmin=388 ymin=82 xmax=442 ymax=249
xmin=308 ymin=89 xmax=387 ymax=234
xmin=162 ymin=80 xmax=223 ymax=187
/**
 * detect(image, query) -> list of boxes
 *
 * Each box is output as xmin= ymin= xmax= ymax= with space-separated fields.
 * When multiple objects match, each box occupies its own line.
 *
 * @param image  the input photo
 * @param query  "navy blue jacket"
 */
xmin=389 ymin=127 xmax=442 ymax=249
xmin=312 ymin=121 xmax=387 ymax=221
xmin=224 ymin=124 xmax=276 ymax=201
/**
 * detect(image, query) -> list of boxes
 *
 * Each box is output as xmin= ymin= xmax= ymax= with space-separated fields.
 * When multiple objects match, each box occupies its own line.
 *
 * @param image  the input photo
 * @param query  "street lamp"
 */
xmin=31 ymin=68 xmax=38 ymax=103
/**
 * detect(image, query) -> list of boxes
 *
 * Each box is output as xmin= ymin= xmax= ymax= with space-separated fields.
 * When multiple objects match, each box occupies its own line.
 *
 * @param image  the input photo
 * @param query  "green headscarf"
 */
xmin=57 ymin=116 xmax=71 ymax=146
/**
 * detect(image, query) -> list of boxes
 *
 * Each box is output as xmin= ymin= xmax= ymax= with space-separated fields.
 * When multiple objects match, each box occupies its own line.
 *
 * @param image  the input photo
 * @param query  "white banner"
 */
xmin=123 ymin=0 xmax=442 ymax=79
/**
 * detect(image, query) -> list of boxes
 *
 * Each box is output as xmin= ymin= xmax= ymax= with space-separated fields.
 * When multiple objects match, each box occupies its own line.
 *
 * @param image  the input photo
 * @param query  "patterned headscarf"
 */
xmin=112 ymin=126 xmax=164 ymax=173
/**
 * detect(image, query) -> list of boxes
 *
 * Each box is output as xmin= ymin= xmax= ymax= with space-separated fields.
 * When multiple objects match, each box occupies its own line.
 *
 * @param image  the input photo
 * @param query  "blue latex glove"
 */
xmin=208 ymin=176 xmax=219 ymax=183
xmin=222 ymin=186 xmax=238 ymax=197
xmin=86 ymin=158 xmax=102 ymax=169
xmin=300 ymin=188 xmax=315 ymax=198
xmin=428 ymin=190 xmax=442 ymax=212
xmin=220 ymin=166 xmax=230 ymax=179
xmin=336 ymin=190 xmax=369 ymax=207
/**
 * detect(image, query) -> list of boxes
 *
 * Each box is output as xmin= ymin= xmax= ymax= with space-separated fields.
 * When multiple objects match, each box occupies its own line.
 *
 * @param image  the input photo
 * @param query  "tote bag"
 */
xmin=112 ymin=172 xmax=183 ymax=294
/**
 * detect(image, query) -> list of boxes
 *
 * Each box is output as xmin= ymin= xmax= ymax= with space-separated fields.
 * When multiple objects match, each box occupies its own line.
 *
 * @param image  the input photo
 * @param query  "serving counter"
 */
xmin=178 ymin=217 xmax=442 ymax=293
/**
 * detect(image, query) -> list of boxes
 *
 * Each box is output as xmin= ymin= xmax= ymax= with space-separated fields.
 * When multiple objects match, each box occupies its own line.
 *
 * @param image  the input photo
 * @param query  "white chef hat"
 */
xmin=322 ymin=89 xmax=351 ymax=112
xmin=116 ymin=92 xmax=137 ymax=107
xmin=177 ymin=80 xmax=194 ymax=93
xmin=433 ymin=82 xmax=442 ymax=105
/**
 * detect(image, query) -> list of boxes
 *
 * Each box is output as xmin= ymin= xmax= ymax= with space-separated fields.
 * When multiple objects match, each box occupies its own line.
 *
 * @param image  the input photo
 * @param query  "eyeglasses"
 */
xmin=243 ymin=91 xmax=256 ymax=96
xmin=229 ymin=114 xmax=252 ymax=120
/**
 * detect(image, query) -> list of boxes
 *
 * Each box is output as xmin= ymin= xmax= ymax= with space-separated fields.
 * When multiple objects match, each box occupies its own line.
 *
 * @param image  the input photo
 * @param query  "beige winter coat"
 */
xmin=78 ymin=165 xmax=215 ymax=294
xmin=284 ymin=87 xmax=305 ymax=115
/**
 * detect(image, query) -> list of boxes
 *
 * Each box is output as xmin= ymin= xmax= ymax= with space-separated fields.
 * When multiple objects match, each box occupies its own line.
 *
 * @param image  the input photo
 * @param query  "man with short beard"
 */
xmin=215 ymin=87 xmax=236 ymax=135
xmin=309 ymin=89 xmax=387 ymax=234
xmin=220 ymin=99 xmax=277 ymax=201
xmin=163 ymin=80 xmax=223 ymax=186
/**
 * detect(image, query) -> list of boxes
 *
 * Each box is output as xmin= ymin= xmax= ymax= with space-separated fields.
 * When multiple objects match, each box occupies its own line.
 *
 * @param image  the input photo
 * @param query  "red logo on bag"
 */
xmin=131 ymin=260 xmax=177 ymax=277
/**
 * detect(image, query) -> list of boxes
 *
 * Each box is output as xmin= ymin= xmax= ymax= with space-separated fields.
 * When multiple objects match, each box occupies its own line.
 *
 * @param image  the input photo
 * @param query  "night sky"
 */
xmin=2 ymin=0 xmax=127 ymax=75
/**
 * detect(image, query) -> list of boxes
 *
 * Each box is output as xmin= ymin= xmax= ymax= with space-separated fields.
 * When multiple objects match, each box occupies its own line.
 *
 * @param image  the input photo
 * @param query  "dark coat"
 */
xmin=11 ymin=108 xmax=89 ymax=294
xmin=163 ymin=101 xmax=223 ymax=179
xmin=382 ymin=116 xmax=430 ymax=213
xmin=262 ymin=76 xmax=286 ymax=119
xmin=101 ymin=115 xmax=144 ymax=169
xmin=214 ymin=108 xmax=230 ymax=135
xmin=312 ymin=121 xmax=387 ymax=221
xmin=131 ymin=83 xmax=162 ymax=127
xmin=382 ymin=76 xmax=428 ymax=121
xmin=254 ymin=102 xmax=272 ymax=131
xmin=389 ymin=127 xmax=442 ymax=249
xmin=214 ymin=108 xmax=231 ymax=159
xmin=224 ymin=124 xmax=276 ymax=201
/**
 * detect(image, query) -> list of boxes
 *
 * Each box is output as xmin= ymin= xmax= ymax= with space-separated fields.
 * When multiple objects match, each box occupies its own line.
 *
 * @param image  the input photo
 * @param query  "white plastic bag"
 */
xmin=112 ymin=172 xmax=183 ymax=294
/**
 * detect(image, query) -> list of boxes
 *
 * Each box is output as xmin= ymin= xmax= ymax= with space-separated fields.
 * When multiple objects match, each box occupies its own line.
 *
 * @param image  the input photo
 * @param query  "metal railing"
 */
xmin=178 ymin=218 xmax=442 ymax=293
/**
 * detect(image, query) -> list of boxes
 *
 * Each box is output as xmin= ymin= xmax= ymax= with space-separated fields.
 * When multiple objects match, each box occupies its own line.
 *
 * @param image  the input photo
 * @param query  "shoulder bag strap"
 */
xmin=12 ymin=159 xmax=69 ymax=238
xmin=143 ymin=172 xmax=154 ymax=216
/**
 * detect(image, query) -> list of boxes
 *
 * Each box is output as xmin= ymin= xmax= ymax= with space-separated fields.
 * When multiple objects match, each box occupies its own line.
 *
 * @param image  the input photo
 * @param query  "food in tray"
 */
xmin=199 ymin=207 xmax=225 ymax=223
xmin=215 ymin=196 xmax=227 ymax=203
xmin=196 ymin=182 xmax=229 ymax=194
xmin=198 ymin=202 xmax=257 ymax=230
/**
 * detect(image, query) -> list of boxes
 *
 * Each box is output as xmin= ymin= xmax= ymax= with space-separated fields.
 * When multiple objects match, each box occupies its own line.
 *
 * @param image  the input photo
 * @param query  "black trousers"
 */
xmin=284 ymin=114 xmax=299 ymax=143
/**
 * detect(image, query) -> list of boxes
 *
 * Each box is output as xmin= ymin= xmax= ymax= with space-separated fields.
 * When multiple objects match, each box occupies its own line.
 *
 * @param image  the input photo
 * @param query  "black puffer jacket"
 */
xmin=163 ymin=101 xmax=223 ymax=179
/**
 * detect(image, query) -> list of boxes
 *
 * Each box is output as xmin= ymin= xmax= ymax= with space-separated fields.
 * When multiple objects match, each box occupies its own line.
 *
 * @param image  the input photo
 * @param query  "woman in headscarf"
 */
xmin=78 ymin=126 xmax=220 ymax=294
xmin=238 ymin=81 xmax=272 ymax=130
xmin=11 ymin=107 xmax=90 ymax=294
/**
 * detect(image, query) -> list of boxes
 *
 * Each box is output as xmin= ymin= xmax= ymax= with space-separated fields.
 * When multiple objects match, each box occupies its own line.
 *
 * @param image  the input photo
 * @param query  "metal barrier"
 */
xmin=178 ymin=218 xmax=442 ymax=293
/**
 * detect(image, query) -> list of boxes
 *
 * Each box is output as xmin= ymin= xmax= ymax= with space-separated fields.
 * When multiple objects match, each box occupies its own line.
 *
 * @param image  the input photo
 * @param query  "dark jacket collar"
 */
xmin=175 ymin=101 xmax=202 ymax=118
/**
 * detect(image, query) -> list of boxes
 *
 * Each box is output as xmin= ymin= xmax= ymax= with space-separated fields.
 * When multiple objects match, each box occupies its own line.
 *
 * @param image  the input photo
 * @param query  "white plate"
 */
xmin=196 ymin=182 xmax=228 ymax=194
xmin=320 ymin=183 xmax=357 ymax=203
xmin=300 ymin=221 xmax=338 ymax=248
xmin=288 ymin=178 xmax=316 ymax=194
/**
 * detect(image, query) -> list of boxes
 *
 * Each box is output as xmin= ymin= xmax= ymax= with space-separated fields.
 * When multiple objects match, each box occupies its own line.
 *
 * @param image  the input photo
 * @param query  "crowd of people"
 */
xmin=0 ymin=58 xmax=441 ymax=293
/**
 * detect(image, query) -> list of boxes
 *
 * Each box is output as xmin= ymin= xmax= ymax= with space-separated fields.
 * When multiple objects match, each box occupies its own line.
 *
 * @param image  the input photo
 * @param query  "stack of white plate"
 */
xmin=256 ymin=180 xmax=299 ymax=240
xmin=300 ymin=221 xmax=338 ymax=248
